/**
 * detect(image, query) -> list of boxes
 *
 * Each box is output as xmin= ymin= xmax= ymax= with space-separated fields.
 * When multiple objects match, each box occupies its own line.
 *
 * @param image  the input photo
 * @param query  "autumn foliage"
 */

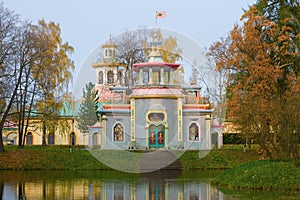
xmin=209 ymin=6 xmax=300 ymax=164
xmin=0 ymin=2 xmax=74 ymax=152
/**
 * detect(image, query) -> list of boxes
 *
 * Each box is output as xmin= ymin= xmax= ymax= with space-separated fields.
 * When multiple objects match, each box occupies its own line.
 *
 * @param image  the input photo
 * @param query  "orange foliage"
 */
xmin=208 ymin=6 xmax=300 ymax=163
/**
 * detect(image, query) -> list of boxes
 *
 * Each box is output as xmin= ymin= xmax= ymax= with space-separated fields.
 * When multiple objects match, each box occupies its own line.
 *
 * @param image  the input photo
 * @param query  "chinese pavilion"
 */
xmin=88 ymin=36 xmax=221 ymax=150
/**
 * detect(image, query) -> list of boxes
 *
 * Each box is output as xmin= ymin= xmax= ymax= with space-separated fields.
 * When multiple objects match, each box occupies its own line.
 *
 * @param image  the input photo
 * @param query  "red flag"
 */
xmin=156 ymin=11 xmax=167 ymax=18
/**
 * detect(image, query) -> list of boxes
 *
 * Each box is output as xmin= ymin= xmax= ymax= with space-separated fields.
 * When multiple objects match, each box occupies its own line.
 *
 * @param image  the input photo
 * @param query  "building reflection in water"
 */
xmin=0 ymin=170 xmax=224 ymax=200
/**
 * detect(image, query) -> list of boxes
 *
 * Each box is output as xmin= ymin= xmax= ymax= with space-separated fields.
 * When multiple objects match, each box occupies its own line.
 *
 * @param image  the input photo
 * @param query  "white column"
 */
xmin=139 ymin=69 xmax=143 ymax=85
xmin=114 ymin=69 xmax=117 ymax=84
xmin=218 ymin=130 xmax=223 ymax=149
xmin=88 ymin=130 xmax=93 ymax=149
xmin=160 ymin=68 xmax=164 ymax=85
xmin=206 ymin=114 xmax=211 ymax=149
xmin=169 ymin=71 xmax=174 ymax=85
xmin=149 ymin=68 xmax=153 ymax=84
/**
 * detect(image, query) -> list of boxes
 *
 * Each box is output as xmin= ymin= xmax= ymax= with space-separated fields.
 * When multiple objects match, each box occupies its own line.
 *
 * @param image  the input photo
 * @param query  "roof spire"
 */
xmin=148 ymin=31 xmax=163 ymax=62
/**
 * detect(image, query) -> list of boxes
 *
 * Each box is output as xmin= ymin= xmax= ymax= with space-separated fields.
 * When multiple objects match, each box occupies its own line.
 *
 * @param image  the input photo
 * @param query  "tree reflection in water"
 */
xmin=0 ymin=182 xmax=4 ymax=199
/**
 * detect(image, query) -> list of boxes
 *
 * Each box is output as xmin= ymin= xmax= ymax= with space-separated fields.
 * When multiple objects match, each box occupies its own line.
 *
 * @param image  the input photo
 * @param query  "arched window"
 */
xmin=107 ymin=70 xmax=114 ymax=84
xmin=92 ymin=132 xmax=100 ymax=147
xmin=70 ymin=132 xmax=76 ymax=145
xmin=98 ymin=71 xmax=103 ymax=84
xmin=125 ymin=71 xmax=129 ymax=86
xmin=48 ymin=134 xmax=55 ymax=145
xmin=26 ymin=132 xmax=33 ymax=145
xmin=189 ymin=123 xmax=200 ymax=141
xmin=109 ymin=49 xmax=112 ymax=57
xmin=113 ymin=123 xmax=124 ymax=141
xmin=117 ymin=71 xmax=122 ymax=84
xmin=7 ymin=133 xmax=17 ymax=145
xmin=105 ymin=49 xmax=108 ymax=57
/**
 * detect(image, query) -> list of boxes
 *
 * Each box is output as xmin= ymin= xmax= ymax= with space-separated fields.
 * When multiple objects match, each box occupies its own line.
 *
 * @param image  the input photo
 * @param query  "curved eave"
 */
xmin=98 ymin=104 xmax=130 ymax=114
xmin=183 ymin=109 xmax=214 ymax=113
xmin=131 ymin=94 xmax=185 ymax=99
xmin=183 ymin=104 xmax=211 ymax=109
xmin=102 ymin=43 xmax=117 ymax=48
xmin=109 ymin=87 xmax=128 ymax=92
xmin=97 ymin=110 xmax=130 ymax=114
xmin=102 ymin=105 xmax=130 ymax=110
xmin=133 ymin=62 xmax=180 ymax=69
xmin=130 ymin=87 xmax=184 ymax=99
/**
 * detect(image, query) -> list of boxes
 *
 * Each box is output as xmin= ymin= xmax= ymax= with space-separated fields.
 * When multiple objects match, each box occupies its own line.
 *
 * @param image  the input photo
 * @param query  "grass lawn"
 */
xmin=0 ymin=144 xmax=259 ymax=170
xmin=0 ymin=145 xmax=109 ymax=170
xmin=178 ymin=145 xmax=260 ymax=169
xmin=1 ymin=144 xmax=299 ymax=191
xmin=213 ymin=160 xmax=300 ymax=191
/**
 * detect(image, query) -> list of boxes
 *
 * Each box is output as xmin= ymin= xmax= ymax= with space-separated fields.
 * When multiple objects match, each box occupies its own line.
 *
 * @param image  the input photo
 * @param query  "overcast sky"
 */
xmin=4 ymin=0 xmax=257 ymax=96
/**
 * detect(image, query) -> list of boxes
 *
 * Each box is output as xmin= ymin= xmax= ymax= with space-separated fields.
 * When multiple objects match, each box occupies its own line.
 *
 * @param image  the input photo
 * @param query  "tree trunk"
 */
xmin=18 ymin=132 xmax=23 ymax=148
xmin=0 ymin=62 xmax=25 ymax=152
xmin=42 ymin=119 xmax=46 ymax=146
xmin=0 ymin=130 xmax=4 ymax=153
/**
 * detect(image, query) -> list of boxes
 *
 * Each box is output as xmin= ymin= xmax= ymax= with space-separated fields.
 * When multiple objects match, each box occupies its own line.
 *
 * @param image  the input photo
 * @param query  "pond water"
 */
xmin=0 ymin=170 xmax=298 ymax=199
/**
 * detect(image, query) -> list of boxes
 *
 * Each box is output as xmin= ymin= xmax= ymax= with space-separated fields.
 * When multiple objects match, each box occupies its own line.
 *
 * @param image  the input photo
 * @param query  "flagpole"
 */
xmin=156 ymin=11 xmax=167 ymax=18
xmin=155 ymin=11 xmax=166 ymax=28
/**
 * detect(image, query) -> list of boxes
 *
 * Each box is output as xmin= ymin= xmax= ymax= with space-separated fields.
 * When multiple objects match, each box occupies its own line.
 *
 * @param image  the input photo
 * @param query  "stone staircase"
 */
xmin=139 ymin=150 xmax=182 ymax=173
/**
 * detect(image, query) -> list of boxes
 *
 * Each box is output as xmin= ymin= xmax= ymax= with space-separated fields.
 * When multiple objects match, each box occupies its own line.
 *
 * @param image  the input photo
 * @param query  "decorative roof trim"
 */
xmin=130 ymin=94 xmax=185 ymax=99
xmin=133 ymin=62 xmax=180 ymax=69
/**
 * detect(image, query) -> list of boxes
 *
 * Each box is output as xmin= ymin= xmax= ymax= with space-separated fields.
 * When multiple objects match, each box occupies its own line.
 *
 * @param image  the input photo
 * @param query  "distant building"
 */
xmin=2 ymin=104 xmax=85 ymax=146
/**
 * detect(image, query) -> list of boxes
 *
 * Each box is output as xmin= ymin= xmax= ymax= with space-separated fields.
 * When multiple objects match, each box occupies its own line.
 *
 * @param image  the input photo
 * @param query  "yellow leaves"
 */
xmin=27 ymin=20 xmax=75 ymax=121
xmin=32 ymin=19 xmax=74 ymax=89
xmin=160 ymin=36 xmax=182 ymax=63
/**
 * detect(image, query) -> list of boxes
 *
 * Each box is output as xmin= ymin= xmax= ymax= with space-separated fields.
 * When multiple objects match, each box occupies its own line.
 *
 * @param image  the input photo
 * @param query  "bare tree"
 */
xmin=194 ymin=49 xmax=229 ymax=126
xmin=114 ymin=28 xmax=150 ymax=86
xmin=0 ymin=2 xmax=21 ymax=152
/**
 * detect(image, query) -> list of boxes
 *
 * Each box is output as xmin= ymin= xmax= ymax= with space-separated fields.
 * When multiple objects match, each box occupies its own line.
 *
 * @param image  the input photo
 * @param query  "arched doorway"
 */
xmin=147 ymin=111 xmax=167 ymax=149
xmin=70 ymin=132 xmax=76 ymax=146
xmin=26 ymin=132 xmax=33 ymax=145
xmin=149 ymin=124 xmax=165 ymax=149
xmin=211 ymin=132 xmax=218 ymax=146
xmin=48 ymin=134 xmax=55 ymax=145
xmin=92 ymin=132 xmax=101 ymax=148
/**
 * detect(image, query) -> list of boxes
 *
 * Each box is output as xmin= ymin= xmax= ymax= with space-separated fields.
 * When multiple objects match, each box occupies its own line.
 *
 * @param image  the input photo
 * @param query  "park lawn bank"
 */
xmin=178 ymin=145 xmax=260 ymax=169
xmin=0 ymin=145 xmax=109 ymax=170
xmin=1 ymin=145 xmax=299 ymax=191
xmin=212 ymin=160 xmax=300 ymax=191
xmin=0 ymin=145 xmax=259 ymax=170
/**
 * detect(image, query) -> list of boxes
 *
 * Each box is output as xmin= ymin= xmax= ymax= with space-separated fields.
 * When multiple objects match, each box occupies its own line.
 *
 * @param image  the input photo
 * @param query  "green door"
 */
xmin=149 ymin=124 xmax=165 ymax=149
